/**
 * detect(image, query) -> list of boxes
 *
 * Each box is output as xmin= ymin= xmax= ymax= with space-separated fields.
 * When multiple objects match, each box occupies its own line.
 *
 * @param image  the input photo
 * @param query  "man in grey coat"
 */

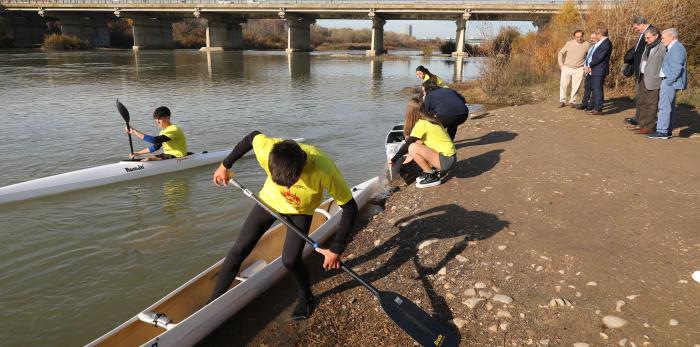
xmin=635 ymin=27 xmax=666 ymax=134
xmin=648 ymin=28 xmax=688 ymax=139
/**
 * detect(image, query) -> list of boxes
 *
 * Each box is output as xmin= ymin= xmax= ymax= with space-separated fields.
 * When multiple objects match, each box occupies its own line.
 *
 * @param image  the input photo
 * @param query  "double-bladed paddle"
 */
xmin=228 ymin=178 xmax=459 ymax=347
xmin=116 ymin=99 xmax=134 ymax=156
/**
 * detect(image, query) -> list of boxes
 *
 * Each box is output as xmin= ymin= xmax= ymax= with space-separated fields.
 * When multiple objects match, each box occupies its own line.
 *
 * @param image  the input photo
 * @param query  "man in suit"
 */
xmin=648 ymin=28 xmax=688 ymax=139
xmin=625 ymin=16 xmax=655 ymax=126
xmin=586 ymin=27 xmax=612 ymax=115
xmin=578 ymin=32 xmax=599 ymax=110
xmin=635 ymin=27 xmax=666 ymax=134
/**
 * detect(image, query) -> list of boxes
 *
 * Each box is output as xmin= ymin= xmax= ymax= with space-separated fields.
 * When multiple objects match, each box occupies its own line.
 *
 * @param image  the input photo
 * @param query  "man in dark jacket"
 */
xmin=626 ymin=16 xmax=655 ymax=125
xmin=585 ymin=27 xmax=613 ymax=115
xmin=423 ymin=80 xmax=469 ymax=140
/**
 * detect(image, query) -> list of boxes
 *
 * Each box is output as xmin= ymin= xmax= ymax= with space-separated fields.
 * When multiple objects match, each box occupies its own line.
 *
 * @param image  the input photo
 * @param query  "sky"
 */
xmin=316 ymin=19 xmax=536 ymax=40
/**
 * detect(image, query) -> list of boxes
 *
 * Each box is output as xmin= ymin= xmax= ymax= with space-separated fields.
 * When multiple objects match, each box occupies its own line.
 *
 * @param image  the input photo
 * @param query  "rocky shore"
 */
xmin=202 ymin=99 xmax=700 ymax=346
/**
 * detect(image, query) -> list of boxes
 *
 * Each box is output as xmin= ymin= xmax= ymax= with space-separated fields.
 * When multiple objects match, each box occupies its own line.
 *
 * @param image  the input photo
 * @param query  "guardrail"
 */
xmin=0 ymin=0 xmax=612 ymax=5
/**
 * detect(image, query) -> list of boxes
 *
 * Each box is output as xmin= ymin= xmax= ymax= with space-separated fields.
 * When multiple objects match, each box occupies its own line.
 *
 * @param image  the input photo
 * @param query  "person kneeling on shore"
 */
xmin=125 ymin=106 xmax=187 ymax=161
xmin=208 ymin=132 xmax=358 ymax=320
xmin=389 ymin=97 xmax=457 ymax=188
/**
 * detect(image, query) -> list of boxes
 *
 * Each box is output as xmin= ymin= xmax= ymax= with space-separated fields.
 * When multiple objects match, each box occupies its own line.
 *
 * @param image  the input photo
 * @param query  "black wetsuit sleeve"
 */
xmin=152 ymin=135 xmax=171 ymax=144
xmin=330 ymin=198 xmax=358 ymax=254
xmin=390 ymin=136 xmax=419 ymax=163
xmin=222 ymin=131 xmax=261 ymax=169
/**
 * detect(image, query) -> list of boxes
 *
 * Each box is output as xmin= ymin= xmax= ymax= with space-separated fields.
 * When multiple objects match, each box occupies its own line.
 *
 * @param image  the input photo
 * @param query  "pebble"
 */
xmin=492 ymin=286 xmax=501 ymax=293
xmin=478 ymin=290 xmax=493 ymax=298
xmin=446 ymin=292 xmax=456 ymax=300
xmin=418 ymin=239 xmax=439 ymax=250
xmin=485 ymin=302 xmax=493 ymax=311
xmin=451 ymin=318 xmax=468 ymax=329
xmin=603 ymin=315 xmax=628 ymax=329
xmin=507 ymin=262 xmax=514 ymax=267
xmin=600 ymin=333 xmax=609 ymax=339
xmin=619 ymin=338 xmax=628 ymax=346
xmin=558 ymin=270 xmax=565 ymax=274
xmin=508 ymin=231 xmax=516 ymax=236
xmin=626 ymin=294 xmax=639 ymax=300
xmin=437 ymin=267 xmax=447 ymax=276
xmin=498 ymin=245 xmax=508 ymax=250
xmin=535 ymin=265 xmax=544 ymax=272
xmin=575 ymin=292 xmax=582 ymax=297
xmin=455 ymin=254 xmax=468 ymax=263
xmin=463 ymin=298 xmax=484 ymax=309
xmin=505 ymin=275 xmax=513 ymax=281
xmin=669 ymin=319 xmax=679 ymax=326
xmin=555 ymin=285 xmax=562 ymax=293
xmin=539 ymin=339 xmax=550 ymax=346
xmin=492 ymin=294 xmax=514 ymax=304
xmin=443 ymin=283 xmax=451 ymax=289
xmin=488 ymin=324 xmax=498 ymax=332
xmin=373 ymin=239 xmax=381 ymax=247
xmin=692 ymin=270 xmax=700 ymax=283
xmin=473 ymin=282 xmax=487 ymax=289
xmin=496 ymin=310 xmax=512 ymax=319
xmin=548 ymin=298 xmax=573 ymax=307
xmin=678 ymin=280 xmax=688 ymax=284
xmin=573 ymin=343 xmax=590 ymax=347
xmin=464 ymin=288 xmax=476 ymax=296
xmin=500 ymin=322 xmax=509 ymax=330
xmin=615 ymin=300 xmax=626 ymax=312
xmin=586 ymin=281 xmax=597 ymax=286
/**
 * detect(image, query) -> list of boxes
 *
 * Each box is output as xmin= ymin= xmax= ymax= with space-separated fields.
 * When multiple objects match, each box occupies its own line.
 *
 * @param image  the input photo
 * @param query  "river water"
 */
xmin=0 ymin=49 xmax=480 ymax=346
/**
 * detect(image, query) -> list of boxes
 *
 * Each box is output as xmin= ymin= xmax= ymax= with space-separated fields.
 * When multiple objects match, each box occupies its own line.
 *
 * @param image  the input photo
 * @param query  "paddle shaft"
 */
xmin=228 ymin=178 xmax=380 ymax=298
xmin=125 ymin=122 xmax=134 ymax=155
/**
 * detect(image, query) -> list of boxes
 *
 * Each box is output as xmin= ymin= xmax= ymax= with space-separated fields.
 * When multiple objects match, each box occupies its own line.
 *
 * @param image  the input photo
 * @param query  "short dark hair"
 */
xmin=422 ymin=79 xmax=440 ymax=94
xmin=153 ymin=106 xmax=171 ymax=119
xmin=268 ymin=140 xmax=307 ymax=188
xmin=632 ymin=16 xmax=648 ymax=25
xmin=646 ymin=27 xmax=661 ymax=37
xmin=573 ymin=29 xmax=584 ymax=36
xmin=596 ymin=27 xmax=609 ymax=37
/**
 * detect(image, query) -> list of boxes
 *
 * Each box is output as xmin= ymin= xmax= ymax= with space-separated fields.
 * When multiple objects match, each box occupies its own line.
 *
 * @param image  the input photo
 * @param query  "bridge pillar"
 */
xmin=199 ymin=15 xmax=245 ymax=52
xmin=279 ymin=12 xmax=314 ymax=53
xmin=127 ymin=16 xmax=174 ymax=50
xmin=45 ymin=12 xmax=111 ymax=47
xmin=366 ymin=15 xmax=386 ymax=57
xmin=533 ymin=17 xmax=550 ymax=32
xmin=3 ymin=13 xmax=48 ymax=47
xmin=452 ymin=12 xmax=471 ymax=57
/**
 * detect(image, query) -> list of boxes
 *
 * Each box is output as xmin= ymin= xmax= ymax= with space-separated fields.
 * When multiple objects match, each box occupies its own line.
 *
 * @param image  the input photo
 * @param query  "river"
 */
xmin=0 ymin=49 xmax=481 ymax=346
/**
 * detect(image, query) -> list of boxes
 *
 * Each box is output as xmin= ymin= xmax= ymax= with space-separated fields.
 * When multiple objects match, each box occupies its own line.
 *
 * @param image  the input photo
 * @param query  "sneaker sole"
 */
xmin=415 ymin=180 xmax=442 ymax=188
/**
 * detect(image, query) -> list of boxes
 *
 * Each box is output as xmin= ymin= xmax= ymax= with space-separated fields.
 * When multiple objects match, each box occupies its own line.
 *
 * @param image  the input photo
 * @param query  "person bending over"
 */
xmin=209 ymin=132 xmax=358 ymax=320
xmin=416 ymin=65 xmax=446 ymax=88
xmin=125 ymin=106 xmax=187 ymax=161
xmin=422 ymin=79 xmax=469 ymax=140
xmin=389 ymin=97 xmax=457 ymax=188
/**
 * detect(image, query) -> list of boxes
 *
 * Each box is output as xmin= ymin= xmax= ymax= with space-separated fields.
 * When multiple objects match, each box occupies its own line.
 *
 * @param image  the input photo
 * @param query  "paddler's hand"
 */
xmin=213 ymin=164 xmax=234 ymax=187
xmin=315 ymin=248 xmax=341 ymax=270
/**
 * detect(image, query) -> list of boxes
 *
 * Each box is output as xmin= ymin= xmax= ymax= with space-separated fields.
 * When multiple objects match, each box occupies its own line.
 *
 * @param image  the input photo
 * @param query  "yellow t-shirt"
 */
xmin=253 ymin=134 xmax=352 ymax=215
xmin=159 ymin=124 xmax=187 ymax=158
xmin=410 ymin=119 xmax=456 ymax=157
xmin=422 ymin=74 xmax=446 ymax=87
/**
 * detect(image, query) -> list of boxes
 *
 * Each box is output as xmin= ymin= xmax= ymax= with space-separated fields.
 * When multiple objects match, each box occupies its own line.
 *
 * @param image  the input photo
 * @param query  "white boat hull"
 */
xmin=86 ymin=176 xmax=381 ymax=347
xmin=0 ymin=139 xmax=304 ymax=204
xmin=385 ymin=124 xmax=405 ymax=181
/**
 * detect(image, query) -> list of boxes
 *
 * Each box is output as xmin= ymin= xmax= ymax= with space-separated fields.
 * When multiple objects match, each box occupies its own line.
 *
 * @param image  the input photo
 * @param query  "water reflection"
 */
xmin=370 ymin=58 xmax=383 ymax=80
xmin=162 ymin=178 xmax=191 ymax=218
xmin=454 ymin=56 xmax=464 ymax=82
xmin=287 ymin=52 xmax=310 ymax=79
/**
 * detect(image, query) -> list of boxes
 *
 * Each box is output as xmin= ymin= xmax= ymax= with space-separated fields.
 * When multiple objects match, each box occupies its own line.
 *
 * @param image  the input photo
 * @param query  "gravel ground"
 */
xmin=202 ymin=99 xmax=700 ymax=347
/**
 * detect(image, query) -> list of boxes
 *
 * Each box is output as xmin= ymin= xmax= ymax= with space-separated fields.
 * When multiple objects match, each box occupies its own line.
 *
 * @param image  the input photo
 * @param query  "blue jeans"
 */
xmin=656 ymin=81 xmax=677 ymax=134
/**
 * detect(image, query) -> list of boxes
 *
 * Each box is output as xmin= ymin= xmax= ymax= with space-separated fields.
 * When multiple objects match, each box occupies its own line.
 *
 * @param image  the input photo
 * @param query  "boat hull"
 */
xmin=385 ymin=124 xmax=405 ymax=181
xmin=87 ymin=176 xmax=381 ymax=347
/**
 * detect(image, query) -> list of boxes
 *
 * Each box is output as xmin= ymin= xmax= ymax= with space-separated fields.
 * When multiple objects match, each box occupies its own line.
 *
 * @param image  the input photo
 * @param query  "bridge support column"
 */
xmin=4 ymin=13 xmax=48 ymax=47
xmin=452 ymin=12 xmax=471 ymax=57
xmin=46 ymin=12 xmax=111 ymax=47
xmin=533 ymin=17 xmax=550 ymax=33
xmin=128 ymin=15 xmax=174 ymax=50
xmin=199 ymin=15 xmax=245 ymax=52
xmin=366 ymin=16 xmax=386 ymax=57
xmin=279 ymin=12 xmax=314 ymax=53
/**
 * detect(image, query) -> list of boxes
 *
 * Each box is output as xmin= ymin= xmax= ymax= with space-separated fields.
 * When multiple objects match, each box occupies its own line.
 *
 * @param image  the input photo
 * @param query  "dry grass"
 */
xmin=41 ymin=34 xmax=91 ymax=50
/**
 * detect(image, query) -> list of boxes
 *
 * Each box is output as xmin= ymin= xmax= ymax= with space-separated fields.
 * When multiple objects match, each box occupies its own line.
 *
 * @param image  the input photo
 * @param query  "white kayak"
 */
xmin=86 ymin=176 xmax=381 ymax=347
xmin=0 ymin=138 xmax=304 ymax=204
xmin=385 ymin=124 xmax=405 ymax=181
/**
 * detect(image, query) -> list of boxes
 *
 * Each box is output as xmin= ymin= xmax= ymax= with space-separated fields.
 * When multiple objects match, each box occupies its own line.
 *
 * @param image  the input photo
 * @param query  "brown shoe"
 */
xmin=558 ymin=102 xmax=566 ymax=108
xmin=589 ymin=111 xmax=603 ymax=115
xmin=569 ymin=103 xmax=577 ymax=108
xmin=637 ymin=128 xmax=652 ymax=135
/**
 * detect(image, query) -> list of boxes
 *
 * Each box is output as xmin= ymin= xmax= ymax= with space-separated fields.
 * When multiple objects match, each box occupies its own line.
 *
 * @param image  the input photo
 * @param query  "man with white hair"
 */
xmin=648 ymin=28 xmax=687 ymax=139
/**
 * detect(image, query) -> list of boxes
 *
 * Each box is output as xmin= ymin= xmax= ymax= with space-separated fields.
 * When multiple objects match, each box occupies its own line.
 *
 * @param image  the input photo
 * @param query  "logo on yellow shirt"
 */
xmin=281 ymin=189 xmax=301 ymax=209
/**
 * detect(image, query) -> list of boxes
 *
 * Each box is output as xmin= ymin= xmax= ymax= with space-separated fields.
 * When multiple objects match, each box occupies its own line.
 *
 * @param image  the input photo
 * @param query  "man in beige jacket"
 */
xmin=558 ymin=30 xmax=591 ymax=108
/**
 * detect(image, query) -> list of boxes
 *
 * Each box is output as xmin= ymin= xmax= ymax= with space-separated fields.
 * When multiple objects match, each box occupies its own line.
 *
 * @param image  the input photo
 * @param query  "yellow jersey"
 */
xmin=410 ymin=119 xmax=456 ymax=157
xmin=252 ymin=134 xmax=353 ymax=215
xmin=159 ymin=124 xmax=187 ymax=158
xmin=422 ymin=74 xmax=447 ymax=88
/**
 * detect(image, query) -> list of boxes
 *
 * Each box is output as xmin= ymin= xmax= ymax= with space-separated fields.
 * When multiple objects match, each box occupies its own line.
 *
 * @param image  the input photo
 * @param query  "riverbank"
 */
xmin=203 ymin=99 xmax=700 ymax=346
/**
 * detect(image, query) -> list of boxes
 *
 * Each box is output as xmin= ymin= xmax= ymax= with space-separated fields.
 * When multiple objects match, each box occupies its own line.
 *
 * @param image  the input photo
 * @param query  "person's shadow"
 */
xmin=674 ymin=103 xmax=700 ymax=137
xmin=316 ymin=204 xmax=510 ymax=342
xmin=454 ymin=131 xmax=518 ymax=149
xmin=399 ymin=149 xmax=505 ymax=185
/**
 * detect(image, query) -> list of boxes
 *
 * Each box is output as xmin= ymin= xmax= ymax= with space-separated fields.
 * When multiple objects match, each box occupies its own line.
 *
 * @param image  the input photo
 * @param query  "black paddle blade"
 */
xmin=379 ymin=292 xmax=459 ymax=347
xmin=116 ymin=99 xmax=130 ymax=123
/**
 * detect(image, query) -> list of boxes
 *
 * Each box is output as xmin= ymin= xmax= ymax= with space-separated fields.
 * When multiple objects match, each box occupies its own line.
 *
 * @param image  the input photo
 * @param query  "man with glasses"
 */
xmin=557 ymin=29 xmax=591 ymax=108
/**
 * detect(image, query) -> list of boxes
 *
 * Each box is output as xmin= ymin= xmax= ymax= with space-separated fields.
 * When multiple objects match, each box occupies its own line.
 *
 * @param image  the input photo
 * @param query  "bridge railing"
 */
xmin=0 ymin=0 xmax=610 ymax=5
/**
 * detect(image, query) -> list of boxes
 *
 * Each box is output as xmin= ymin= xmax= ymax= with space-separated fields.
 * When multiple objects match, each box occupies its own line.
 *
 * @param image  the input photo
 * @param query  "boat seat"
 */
xmin=235 ymin=259 xmax=268 ymax=282
xmin=314 ymin=208 xmax=331 ymax=221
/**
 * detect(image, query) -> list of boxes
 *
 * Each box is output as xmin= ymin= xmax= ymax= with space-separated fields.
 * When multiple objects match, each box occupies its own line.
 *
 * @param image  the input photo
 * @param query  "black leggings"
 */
xmin=209 ymin=204 xmax=313 ymax=302
xmin=438 ymin=113 xmax=469 ymax=140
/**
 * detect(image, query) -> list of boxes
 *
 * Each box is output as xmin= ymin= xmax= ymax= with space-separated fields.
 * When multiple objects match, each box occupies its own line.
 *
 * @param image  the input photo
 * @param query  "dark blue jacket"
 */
xmin=424 ymin=88 xmax=468 ymax=118
xmin=589 ymin=37 xmax=613 ymax=77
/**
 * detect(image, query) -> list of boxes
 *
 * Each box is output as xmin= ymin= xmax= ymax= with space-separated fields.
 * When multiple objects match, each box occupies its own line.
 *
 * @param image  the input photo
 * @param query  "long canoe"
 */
xmin=86 ymin=176 xmax=381 ymax=347
xmin=0 ymin=139 xmax=304 ymax=204
xmin=385 ymin=124 xmax=405 ymax=181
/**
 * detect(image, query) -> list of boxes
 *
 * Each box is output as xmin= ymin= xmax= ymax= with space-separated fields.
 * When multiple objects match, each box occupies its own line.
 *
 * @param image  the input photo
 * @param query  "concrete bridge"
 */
xmin=0 ymin=0 xmax=599 ymax=54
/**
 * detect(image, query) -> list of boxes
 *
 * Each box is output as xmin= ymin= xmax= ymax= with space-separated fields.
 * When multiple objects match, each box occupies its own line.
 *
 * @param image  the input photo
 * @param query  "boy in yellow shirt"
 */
xmin=209 ymin=132 xmax=358 ymax=320
xmin=125 ymin=106 xmax=187 ymax=161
